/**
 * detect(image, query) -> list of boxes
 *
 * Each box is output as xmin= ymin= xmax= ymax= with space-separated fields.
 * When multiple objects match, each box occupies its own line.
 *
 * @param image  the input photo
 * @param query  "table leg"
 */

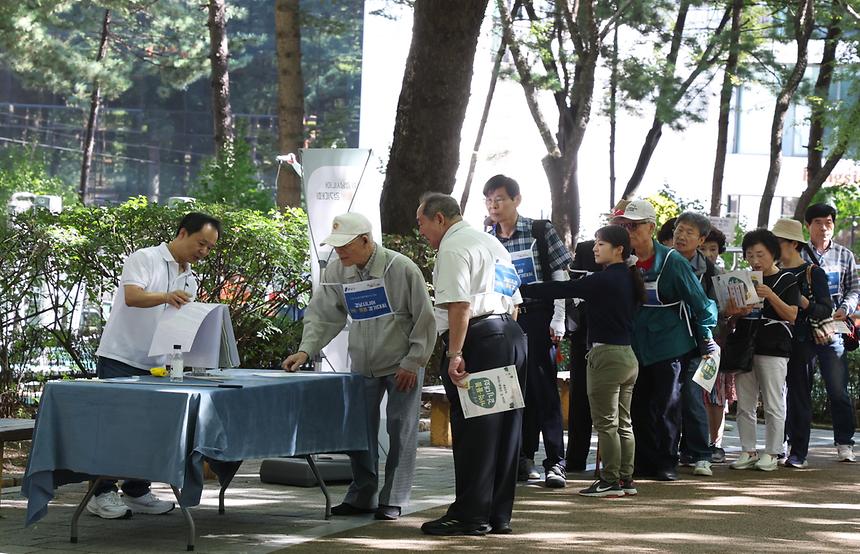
xmin=70 ymin=477 xmax=103 ymax=543
xmin=217 ymin=461 xmax=243 ymax=515
xmin=304 ymin=455 xmax=331 ymax=520
xmin=171 ymin=485 xmax=195 ymax=552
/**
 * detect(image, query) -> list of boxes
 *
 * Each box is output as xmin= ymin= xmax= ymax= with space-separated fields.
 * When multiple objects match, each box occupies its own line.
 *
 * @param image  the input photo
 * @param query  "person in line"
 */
xmin=728 ymin=229 xmax=799 ymax=472
xmin=800 ymin=203 xmax=858 ymax=462
xmin=564 ymin=239 xmax=603 ymax=472
xmin=483 ymin=174 xmax=572 ymax=488
xmin=612 ymin=200 xmax=717 ymax=481
xmin=771 ymin=218 xmax=833 ymax=468
xmin=671 ymin=212 xmax=718 ymax=477
xmin=521 ymin=225 xmax=645 ymax=497
xmin=282 ymin=212 xmax=436 ymax=521
xmin=657 ymin=217 xmax=678 ymax=248
xmin=698 ymin=227 xmax=734 ymax=463
xmin=417 ymin=193 xmax=527 ymax=536
xmin=90 ymin=212 xmax=221 ymax=519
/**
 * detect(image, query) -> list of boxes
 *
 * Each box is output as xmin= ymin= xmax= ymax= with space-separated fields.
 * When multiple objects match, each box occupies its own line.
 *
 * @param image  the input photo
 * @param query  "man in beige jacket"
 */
xmin=282 ymin=212 xmax=435 ymax=521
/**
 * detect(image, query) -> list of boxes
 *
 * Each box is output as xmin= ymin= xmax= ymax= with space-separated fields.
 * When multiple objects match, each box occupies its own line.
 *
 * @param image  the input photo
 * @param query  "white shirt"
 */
xmin=96 ymin=243 xmax=198 ymax=369
xmin=432 ymin=220 xmax=522 ymax=333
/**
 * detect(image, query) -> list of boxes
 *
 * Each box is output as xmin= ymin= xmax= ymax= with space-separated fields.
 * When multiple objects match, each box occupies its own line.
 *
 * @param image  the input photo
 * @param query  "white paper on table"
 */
xmin=457 ymin=365 xmax=524 ymax=419
xmin=693 ymin=346 xmax=721 ymax=394
xmin=148 ymin=302 xmax=240 ymax=369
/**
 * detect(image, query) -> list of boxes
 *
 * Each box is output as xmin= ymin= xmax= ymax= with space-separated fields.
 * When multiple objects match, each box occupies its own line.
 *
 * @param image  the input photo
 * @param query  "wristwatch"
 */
xmin=445 ymin=350 xmax=463 ymax=358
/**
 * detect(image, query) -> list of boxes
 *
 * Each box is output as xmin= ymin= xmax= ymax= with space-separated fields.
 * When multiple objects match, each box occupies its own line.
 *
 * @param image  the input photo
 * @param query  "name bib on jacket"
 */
xmin=343 ymin=278 xmax=393 ymax=320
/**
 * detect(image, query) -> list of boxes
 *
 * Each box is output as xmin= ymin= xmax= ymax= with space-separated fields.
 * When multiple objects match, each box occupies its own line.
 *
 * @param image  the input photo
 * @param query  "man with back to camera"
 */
xmin=416 ymin=192 xmax=527 ymax=536
xmin=483 ymin=174 xmax=571 ymax=487
xmin=90 ymin=212 xmax=221 ymax=519
xmin=282 ymin=212 xmax=436 ymax=521
xmin=799 ymin=202 xmax=858 ymax=463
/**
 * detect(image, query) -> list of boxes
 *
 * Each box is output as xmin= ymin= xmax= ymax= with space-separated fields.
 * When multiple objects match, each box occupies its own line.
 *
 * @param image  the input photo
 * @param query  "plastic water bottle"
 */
xmin=168 ymin=344 xmax=184 ymax=382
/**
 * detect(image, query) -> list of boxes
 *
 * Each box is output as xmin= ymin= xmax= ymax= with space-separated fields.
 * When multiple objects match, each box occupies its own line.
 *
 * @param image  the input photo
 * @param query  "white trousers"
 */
xmin=735 ymin=355 xmax=788 ymax=455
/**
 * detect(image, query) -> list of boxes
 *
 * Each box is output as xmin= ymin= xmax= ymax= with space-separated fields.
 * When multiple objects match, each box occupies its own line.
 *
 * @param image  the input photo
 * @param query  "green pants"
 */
xmin=586 ymin=344 xmax=639 ymax=482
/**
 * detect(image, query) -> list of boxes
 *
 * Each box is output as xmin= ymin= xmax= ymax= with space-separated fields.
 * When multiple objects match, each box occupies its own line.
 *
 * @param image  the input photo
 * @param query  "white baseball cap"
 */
xmin=320 ymin=212 xmax=372 ymax=247
xmin=615 ymin=199 xmax=657 ymax=222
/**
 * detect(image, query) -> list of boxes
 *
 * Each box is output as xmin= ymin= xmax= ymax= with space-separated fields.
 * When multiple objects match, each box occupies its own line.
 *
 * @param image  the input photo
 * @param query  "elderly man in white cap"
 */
xmin=282 ymin=212 xmax=436 ymax=521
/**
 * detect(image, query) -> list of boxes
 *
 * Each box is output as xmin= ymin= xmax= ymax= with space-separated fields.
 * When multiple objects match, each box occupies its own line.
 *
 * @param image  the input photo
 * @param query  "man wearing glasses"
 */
xmin=612 ymin=200 xmax=717 ymax=481
xmin=91 ymin=212 xmax=221 ymax=519
xmin=484 ymin=174 xmax=572 ymax=488
xmin=282 ymin=212 xmax=436 ymax=521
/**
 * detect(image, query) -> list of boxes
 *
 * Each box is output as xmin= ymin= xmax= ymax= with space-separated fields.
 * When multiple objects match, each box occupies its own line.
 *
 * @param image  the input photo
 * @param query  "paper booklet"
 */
xmin=457 ymin=365 xmax=525 ymax=419
xmin=692 ymin=346 xmax=721 ymax=394
xmin=711 ymin=270 xmax=762 ymax=311
xmin=148 ymin=302 xmax=240 ymax=369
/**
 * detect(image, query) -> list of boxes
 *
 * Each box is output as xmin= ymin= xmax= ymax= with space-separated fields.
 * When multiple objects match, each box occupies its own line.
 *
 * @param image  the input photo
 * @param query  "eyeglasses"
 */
xmin=618 ymin=221 xmax=648 ymax=231
xmin=484 ymin=196 xmax=510 ymax=207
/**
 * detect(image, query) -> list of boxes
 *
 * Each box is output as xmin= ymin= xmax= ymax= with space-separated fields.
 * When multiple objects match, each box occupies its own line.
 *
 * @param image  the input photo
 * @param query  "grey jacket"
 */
xmin=298 ymin=244 xmax=436 ymax=377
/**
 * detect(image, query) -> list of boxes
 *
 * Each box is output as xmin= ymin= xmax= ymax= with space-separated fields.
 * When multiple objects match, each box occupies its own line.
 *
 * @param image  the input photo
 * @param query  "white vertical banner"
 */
xmin=301 ymin=148 xmax=380 ymax=373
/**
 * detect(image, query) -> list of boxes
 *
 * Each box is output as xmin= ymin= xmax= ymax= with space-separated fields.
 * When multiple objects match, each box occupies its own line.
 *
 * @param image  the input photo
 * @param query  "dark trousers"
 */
xmin=517 ymin=308 xmax=565 ymax=470
xmin=785 ymin=340 xmax=816 ymax=460
xmin=565 ymin=333 xmax=592 ymax=471
xmin=442 ymin=315 xmax=527 ymax=526
xmin=813 ymin=336 xmax=856 ymax=446
xmin=680 ymin=353 xmax=712 ymax=462
xmin=631 ymin=356 xmax=686 ymax=474
xmin=93 ymin=356 xmax=152 ymax=498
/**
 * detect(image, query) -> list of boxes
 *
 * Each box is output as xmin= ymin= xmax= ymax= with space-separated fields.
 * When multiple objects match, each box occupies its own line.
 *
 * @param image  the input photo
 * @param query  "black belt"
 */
xmin=441 ymin=313 xmax=510 ymax=342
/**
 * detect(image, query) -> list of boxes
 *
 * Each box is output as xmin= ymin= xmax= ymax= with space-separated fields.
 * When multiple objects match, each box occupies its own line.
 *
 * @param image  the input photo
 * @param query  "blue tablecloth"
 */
xmin=23 ymin=369 xmax=370 ymax=525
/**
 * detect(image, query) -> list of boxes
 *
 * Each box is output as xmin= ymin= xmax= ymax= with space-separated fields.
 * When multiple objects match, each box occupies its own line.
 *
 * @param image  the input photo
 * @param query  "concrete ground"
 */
xmin=0 ymin=425 xmax=857 ymax=553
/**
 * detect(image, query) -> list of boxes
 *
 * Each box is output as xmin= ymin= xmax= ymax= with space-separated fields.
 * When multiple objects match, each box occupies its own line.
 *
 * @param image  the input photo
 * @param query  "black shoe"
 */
xmin=374 ymin=505 xmax=401 ymax=520
xmin=711 ymin=446 xmax=726 ymax=464
xmin=330 ymin=502 xmax=375 ymax=516
xmin=619 ymin=477 xmax=637 ymax=496
xmin=578 ymin=479 xmax=624 ymax=497
xmin=545 ymin=463 xmax=566 ymax=488
xmin=490 ymin=521 xmax=512 ymax=534
xmin=654 ymin=469 xmax=678 ymax=481
xmin=421 ymin=515 xmax=490 ymax=536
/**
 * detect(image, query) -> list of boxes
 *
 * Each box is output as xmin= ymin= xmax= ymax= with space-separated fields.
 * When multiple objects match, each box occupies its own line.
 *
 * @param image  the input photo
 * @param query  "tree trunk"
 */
xmin=275 ymin=0 xmax=304 ymax=208
xmin=621 ymin=0 xmax=690 ymax=199
xmin=207 ymin=0 xmax=234 ymax=159
xmin=710 ymin=0 xmax=744 ymax=217
xmin=79 ymin=9 xmax=110 ymax=205
xmin=794 ymin=12 xmax=841 ymax=220
xmin=380 ymin=0 xmax=490 ymax=234
xmin=757 ymin=0 xmax=814 ymax=228
xmin=608 ymin=15 xmax=619 ymax=209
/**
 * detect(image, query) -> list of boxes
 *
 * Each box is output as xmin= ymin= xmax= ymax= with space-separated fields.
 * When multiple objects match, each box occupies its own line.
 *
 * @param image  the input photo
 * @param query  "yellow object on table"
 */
xmin=149 ymin=367 xmax=168 ymax=377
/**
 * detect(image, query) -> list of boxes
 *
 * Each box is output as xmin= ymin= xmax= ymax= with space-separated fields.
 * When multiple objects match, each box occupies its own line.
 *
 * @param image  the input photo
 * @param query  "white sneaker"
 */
xmin=693 ymin=460 xmax=713 ymax=476
xmin=87 ymin=491 xmax=132 ymax=519
xmin=730 ymin=452 xmax=759 ymax=470
xmin=755 ymin=453 xmax=779 ymax=472
xmin=836 ymin=445 xmax=856 ymax=463
xmin=122 ymin=491 xmax=175 ymax=515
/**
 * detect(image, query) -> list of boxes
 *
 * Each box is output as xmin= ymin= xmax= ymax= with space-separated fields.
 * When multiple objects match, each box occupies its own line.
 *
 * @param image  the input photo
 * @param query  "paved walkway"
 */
xmin=0 ymin=425 xmax=856 ymax=553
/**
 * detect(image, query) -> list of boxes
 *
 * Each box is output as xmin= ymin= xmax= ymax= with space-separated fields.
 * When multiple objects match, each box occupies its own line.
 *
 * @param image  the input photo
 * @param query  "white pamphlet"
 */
xmin=711 ymin=270 xmax=762 ymax=312
xmin=692 ymin=346 xmax=721 ymax=394
xmin=457 ymin=365 xmax=524 ymax=419
xmin=148 ymin=302 xmax=240 ymax=369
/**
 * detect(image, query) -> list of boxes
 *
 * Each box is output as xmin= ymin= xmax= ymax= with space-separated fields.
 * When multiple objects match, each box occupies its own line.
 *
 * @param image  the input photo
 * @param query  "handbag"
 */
xmin=805 ymin=265 xmax=840 ymax=346
xmin=719 ymin=316 xmax=760 ymax=374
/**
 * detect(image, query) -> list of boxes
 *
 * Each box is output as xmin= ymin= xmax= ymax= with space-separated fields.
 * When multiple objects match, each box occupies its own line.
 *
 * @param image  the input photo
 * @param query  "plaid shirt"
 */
xmin=488 ymin=215 xmax=572 ymax=281
xmin=802 ymin=240 xmax=860 ymax=315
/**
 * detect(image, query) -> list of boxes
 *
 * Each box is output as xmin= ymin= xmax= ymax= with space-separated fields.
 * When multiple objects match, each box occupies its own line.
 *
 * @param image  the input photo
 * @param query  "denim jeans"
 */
xmin=92 ymin=356 xmax=152 ymax=498
xmin=812 ymin=335 xmax=856 ymax=447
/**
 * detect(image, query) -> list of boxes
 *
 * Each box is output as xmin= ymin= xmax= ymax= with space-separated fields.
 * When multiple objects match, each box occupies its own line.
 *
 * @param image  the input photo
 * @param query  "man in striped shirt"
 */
xmin=800 ymin=203 xmax=858 ymax=463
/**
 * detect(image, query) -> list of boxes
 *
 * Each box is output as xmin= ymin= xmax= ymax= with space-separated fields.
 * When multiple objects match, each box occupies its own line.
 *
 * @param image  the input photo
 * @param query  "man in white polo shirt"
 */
xmin=282 ymin=212 xmax=435 ymax=521
xmin=416 ymin=193 xmax=527 ymax=537
xmin=89 ymin=212 xmax=221 ymax=520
